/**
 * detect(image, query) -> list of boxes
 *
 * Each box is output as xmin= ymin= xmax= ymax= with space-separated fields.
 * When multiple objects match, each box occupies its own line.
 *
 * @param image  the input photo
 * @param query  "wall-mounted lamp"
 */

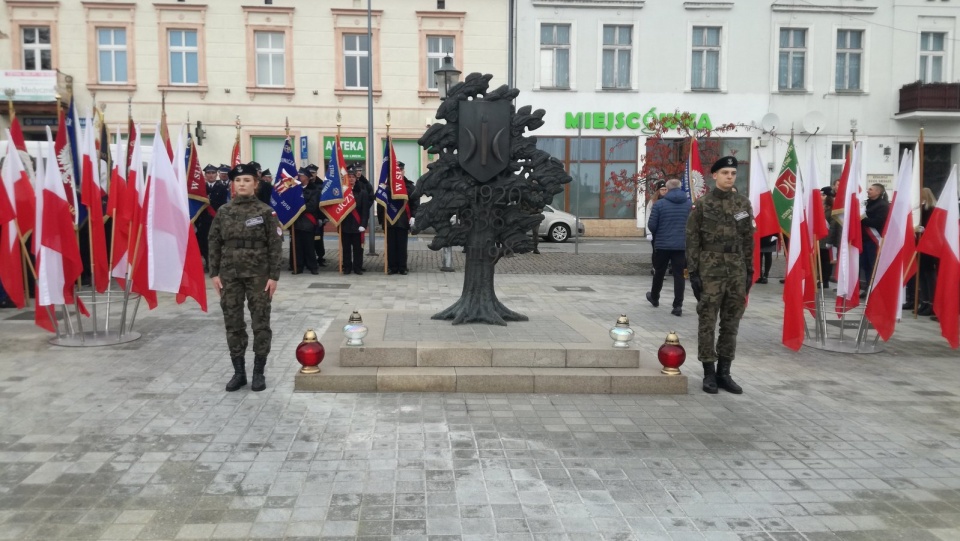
xmin=195 ymin=120 xmax=206 ymax=146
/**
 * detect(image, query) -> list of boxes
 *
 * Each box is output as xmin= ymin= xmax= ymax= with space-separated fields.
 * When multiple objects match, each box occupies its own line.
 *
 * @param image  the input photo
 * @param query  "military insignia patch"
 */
xmin=245 ymin=216 xmax=264 ymax=227
xmin=734 ymin=211 xmax=749 ymax=221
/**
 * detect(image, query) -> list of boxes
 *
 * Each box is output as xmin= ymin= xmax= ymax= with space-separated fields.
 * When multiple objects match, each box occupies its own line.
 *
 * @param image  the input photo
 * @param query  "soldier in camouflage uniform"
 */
xmin=685 ymin=156 xmax=754 ymax=395
xmin=209 ymin=164 xmax=283 ymax=392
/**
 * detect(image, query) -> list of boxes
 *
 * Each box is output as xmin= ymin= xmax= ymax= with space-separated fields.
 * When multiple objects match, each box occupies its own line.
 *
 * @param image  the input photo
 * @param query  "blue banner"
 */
xmin=66 ymin=96 xmax=87 ymax=225
xmin=269 ymin=138 xmax=305 ymax=229
xmin=375 ymin=137 xmax=404 ymax=225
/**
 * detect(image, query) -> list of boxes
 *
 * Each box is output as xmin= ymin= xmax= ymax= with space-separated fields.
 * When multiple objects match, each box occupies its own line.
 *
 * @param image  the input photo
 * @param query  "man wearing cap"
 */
xmin=195 ymin=164 xmax=229 ymax=271
xmin=252 ymin=163 xmax=272 ymax=206
xmin=340 ymin=165 xmax=370 ymax=274
xmin=217 ymin=164 xmax=230 ymax=183
xmin=378 ymin=161 xmax=419 ymax=274
xmin=685 ymin=156 xmax=754 ymax=395
xmin=208 ymin=163 xmax=283 ymax=392
xmin=646 ymin=178 xmax=691 ymax=316
xmin=305 ymin=165 xmax=327 ymax=266
xmin=290 ymin=168 xmax=320 ymax=275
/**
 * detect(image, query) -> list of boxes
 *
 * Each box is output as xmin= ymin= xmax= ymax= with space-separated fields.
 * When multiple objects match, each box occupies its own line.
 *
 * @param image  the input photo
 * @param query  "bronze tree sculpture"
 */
xmin=412 ymin=73 xmax=571 ymax=325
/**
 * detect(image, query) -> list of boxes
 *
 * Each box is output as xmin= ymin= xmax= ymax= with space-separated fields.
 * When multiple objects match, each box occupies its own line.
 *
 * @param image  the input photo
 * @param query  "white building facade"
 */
xmin=1 ymin=0 xmax=509 ymax=180
xmin=514 ymin=0 xmax=960 ymax=235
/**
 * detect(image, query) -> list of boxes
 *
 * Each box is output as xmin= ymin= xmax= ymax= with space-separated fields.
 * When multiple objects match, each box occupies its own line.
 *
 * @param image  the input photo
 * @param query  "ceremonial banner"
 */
xmin=270 ymin=137 xmax=306 ymax=229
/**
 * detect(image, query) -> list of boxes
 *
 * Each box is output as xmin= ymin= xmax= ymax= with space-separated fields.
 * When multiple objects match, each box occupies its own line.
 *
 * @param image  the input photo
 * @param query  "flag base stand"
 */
xmin=51 ymin=330 xmax=141 ymax=347
xmin=47 ymin=286 xmax=143 ymax=348
xmin=802 ymin=298 xmax=884 ymax=354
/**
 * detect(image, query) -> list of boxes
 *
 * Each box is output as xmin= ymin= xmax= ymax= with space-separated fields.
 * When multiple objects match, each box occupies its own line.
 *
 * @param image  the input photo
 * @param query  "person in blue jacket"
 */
xmin=645 ymin=178 xmax=692 ymax=316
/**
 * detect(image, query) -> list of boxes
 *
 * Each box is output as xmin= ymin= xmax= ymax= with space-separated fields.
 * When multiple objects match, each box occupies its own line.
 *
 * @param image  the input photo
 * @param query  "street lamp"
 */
xmin=434 ymin=54 xmax=461 ymax=99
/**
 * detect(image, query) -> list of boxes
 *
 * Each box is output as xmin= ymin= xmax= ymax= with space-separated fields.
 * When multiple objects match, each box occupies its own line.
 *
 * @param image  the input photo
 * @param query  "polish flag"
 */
xmin=123 ymin=126 xmax=157 ymax=309
xmin=917 ymin=166 xmax=959 ymax=348
xmin=111 ymin=126 xmax=140 ymax=283
xmin=801 ymin=152 xmax=830 ymax=312
xmin=106 ymin=126 xmax=127 ymax=272
xmin=749 ymin=147 xmax=780 ymax=282
xmin=865 ymin=150 xmax=916 ymax=341
xmin=834 ymin=144 xmax=863 ymax=314
xmin=80 ymin=112 xmax=109 ymax=293
xmin=2 ymin=130 xmax=36 ymax=239
xmin=146 ymin=127 xmax=207 ymax=311
xmin=0 ymin=144 xmax=25 ymax=308
xmin=782 ymin=167 xmax=810 ymax=351
xmin=35 ymin=127 xmax=85 ymax=329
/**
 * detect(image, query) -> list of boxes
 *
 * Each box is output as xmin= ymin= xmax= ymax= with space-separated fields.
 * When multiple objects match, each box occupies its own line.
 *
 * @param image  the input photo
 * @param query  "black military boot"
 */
xmin=702 ymin=361 xmax=718 ymax=394
xmin=251 ymin=356 xmax=267 ymax=392
xmin=716 ymin=357 xmax=743 ymax=394
xmin=226 ymin=357 xmax=247 ymax=392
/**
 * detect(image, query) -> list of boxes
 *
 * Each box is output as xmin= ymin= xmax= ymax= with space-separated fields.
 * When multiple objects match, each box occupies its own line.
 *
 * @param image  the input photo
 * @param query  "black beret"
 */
xmin=218 ymin=164 xmax=230 ymax=173
xmin=306 ymin=164 xmax=319 ymax=173
xmin=228 ymin=163 xmax=255 ymax=181
xmin=346 ymin=164 xmax=358 ymax=174
xmin=710 ymin=156 xmax=738 ymax=173
xmin=397 ymin=161 xmax=405 ymax=168
xmin=261 ymin=169 xmax=272 ymax=177
xmin=821 ymin=187 xmax=835 ymax=197
xmin=247 ymin=161 xmax=261 ymax=171
xmin=654 ymin=180 xmax=666 ymax=190
xmin=203 ymin=164 xmax=218 ymax=173
xmin=298 ymin=167 xmax=309 ymax=176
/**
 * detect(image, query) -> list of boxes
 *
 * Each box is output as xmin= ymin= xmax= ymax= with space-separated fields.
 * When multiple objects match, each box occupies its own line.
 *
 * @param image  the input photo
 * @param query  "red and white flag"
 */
xmin=35 ymin=127 xmax=85 ymax=330
xmin=0 ymin=137 xmax=26 ymax=308
xmin=782 ymin=169 xmax=810 ymax=351
xmin=865 ymin=150 xmax=916 ymax=341
xmin=80 ymin=111 xmax=109 ymax=293
xmin=3 ymin=129 xmax=36 ymax=239
xmin=834 ymin=144 xmax=863 ymax=314
xmin=801 ymin=151 xmax=830 ymax=312
xmin=111 ymin=126 xmax=140 ymax=283
xmin=917 ymin=165 xmax=959 ymax=348
xmin=145 ymin=127 xmax=207 ymax=311
xmin=106 ymin=126 xmax=127 ymax=270
xmin=749 ymin=147 xmax=780 ymax=282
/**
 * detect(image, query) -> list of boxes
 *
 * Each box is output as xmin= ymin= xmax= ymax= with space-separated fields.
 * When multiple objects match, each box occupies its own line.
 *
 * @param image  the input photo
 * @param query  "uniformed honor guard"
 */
xmin=208 ymin=163 xmax=283 ymax=392
xmin=685 ymin=156 xmax=754 ymax=395
xmin=340 ymin=165 xmax=370 ymax=275
xmin=379 ymin=161 xmax=419 ymax=274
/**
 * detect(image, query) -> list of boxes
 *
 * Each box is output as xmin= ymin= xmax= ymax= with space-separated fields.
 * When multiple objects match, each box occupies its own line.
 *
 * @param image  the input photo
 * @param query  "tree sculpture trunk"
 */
xmin=431 ymin=209 xmax=528 ymax=326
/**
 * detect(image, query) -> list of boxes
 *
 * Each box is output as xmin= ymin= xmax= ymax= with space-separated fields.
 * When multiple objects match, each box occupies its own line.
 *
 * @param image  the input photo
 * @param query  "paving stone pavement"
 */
xmin=0 ymin=245 xmax=958 ymax=541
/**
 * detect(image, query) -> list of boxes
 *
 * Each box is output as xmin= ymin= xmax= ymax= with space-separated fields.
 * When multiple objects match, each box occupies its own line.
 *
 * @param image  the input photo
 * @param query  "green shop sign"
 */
xmin=565 ymin=110 xmax=713 ymax=134
xmin=323 ymin=136 xmax=367 ymax=161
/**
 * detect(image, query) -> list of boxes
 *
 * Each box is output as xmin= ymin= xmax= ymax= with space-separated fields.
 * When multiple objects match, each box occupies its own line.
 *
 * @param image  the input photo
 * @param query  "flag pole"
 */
xmin=384 ymin=113 xmax=390 ymax=275
xmin=64 ymin=84 xmax=86 ymax=342
xmin=87 ymin=110 xmax=100 ymax=337
xmin=285 ymin=117 xmax=298 ymax=274
xmin=913 ymin=127 xmax=925 ymax=318
xmin=337 ymin=110 xmax=343 ymax=275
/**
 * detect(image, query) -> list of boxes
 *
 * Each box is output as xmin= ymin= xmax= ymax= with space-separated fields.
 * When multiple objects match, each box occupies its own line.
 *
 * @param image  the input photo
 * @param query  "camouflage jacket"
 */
xmin=209 ymin=195 xmax=283 ymax=280
xmin=685 ymin=187 xmax=754 ymax=278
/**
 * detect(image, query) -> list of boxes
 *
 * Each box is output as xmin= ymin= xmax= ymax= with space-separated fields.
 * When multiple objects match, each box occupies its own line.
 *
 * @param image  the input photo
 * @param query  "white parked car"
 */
xmin=537 ymin=205 xmax=585 ymax=242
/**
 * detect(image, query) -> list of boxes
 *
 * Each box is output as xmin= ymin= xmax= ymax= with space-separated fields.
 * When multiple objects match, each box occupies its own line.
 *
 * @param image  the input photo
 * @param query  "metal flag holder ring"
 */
xmin=802 ymin=294 xmax=884 ymax=354
xmin=48 ymin=281 xmax=142 ymax=347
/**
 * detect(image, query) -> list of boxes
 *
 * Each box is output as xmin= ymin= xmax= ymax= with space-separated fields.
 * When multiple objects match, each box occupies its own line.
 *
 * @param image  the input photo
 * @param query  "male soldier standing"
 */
xmin=685 ymin=156 xmax=754 ymax=395
xmin=196 ymin=164 xmax=228 ymax=271
xmin=209 ymin=163 xmax=283 ymax=392
xmin=378 ymin=161 xmax=419 ymax=274
xmin=340 ymin=165 xmax=369 ymax=274
xmin=306 ymin=164 xmax=327 ymax=266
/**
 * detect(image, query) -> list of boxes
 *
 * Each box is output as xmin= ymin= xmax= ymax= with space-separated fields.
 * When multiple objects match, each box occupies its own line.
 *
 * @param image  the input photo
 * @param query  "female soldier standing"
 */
xmin=209 ymin=164 xmax=283 ymax=392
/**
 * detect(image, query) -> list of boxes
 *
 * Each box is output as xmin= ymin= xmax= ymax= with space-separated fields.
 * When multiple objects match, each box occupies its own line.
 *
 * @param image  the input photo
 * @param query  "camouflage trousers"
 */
xmin=220 ymin=276 xmax=272 ymax=358
xmin=696 ymin=275 xmax=746 ymax=362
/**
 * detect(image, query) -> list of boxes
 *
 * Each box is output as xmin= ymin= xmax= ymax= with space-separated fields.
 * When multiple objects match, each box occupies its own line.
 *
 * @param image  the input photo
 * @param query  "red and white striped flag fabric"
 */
xmin=865 ymin=150 xmax=916 ymax=341
xmin=0 ymin=137 xmax=26 ymax=308
xmin=801 ymin=152 xmax=830 ymax=313
xmin=834 ymin=144 xmax=863 ymax=314
xmin=917 ymin=165 xmax=959 ymax=348
xmin=35 ymin=127 xmax=85 ymax=331
xmin=146 ymin=127 xmax=207 ymax=311
xmin=80 ymin=112 xmax=109 ymax=293
xmin=749 ymin=147 xmax=780 ymax=282
xmin=111 ymin=126 xmax=140 ymax=283
xmin=783 ymin=168 xmax=810 ymax=351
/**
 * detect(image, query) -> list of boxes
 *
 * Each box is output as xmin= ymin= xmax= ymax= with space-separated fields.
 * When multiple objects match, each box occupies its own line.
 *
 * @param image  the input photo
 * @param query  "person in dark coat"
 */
xmin=256 ymin=168 xmax=273 ymax=206
xmin=645 ymin=179 xmax=692 ymax=316
xmin=860 ymin=183 xmax=889 ymax=293
xmin=377 ymin=161 xmax=419 ymax=274
xmin=340 ymin=165 xmax=370 ymax=275
xmin=305 ymin=164 xmax=327 ymax=266
xmin=196 ymin=164 xmax=229 ymax=271
xmin=290 ymin=168 xmax=320 ymax=274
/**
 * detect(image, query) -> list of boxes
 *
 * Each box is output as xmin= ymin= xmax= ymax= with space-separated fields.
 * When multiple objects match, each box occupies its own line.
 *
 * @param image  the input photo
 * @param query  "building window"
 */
xmin=255 ymin=31 xmax=285 ymax=87
xmin=601 ymin=25 xmax=631 ymax=89
xmin=426 ymin=36 xmax=454 ymax=91
xmin=21 ymin=26 xmax=52 ymax=71
xmin=920 ymin=31 xmax=946 ymax=83
xmin=692 ymin=26 xmax=721 ymax=90
xmin=540 ymin=24 xmax=570 ymax=89
xmin=835 ymin=29 xmax=863 ymax=91
xmin=168 ymin=29 xmax=199 ymax=85
xmin=343 ymin=34 xmax=370 ymax=89
xmin=778 ymin=28 xmax=806 ymax=90
xmin=830 ymin=142 xmax=852 ymax=183
xmin=97 ymin=28 xmax=128 ymax=84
